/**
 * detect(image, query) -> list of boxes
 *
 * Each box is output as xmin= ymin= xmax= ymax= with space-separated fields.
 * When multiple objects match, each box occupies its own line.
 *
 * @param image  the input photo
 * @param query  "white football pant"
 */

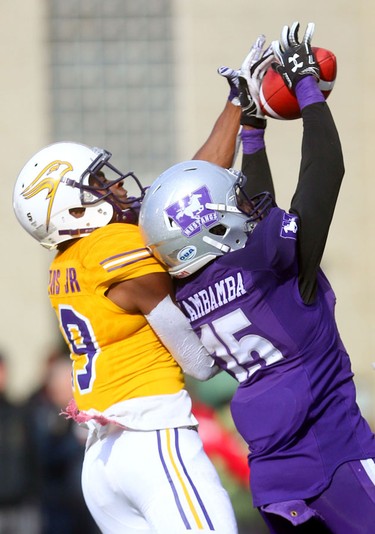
xmin=82 ymin=425 xmax=238 ymax=533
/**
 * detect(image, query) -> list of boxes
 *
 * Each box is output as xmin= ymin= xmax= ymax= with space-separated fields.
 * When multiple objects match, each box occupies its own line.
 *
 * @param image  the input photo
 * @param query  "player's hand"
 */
xmin=217 ymin=65 xmax=241 ymax=106
xmin=271 ymin=21 xmax=320 ymax=89
xmin=238 ymin=34 xmax=274 ymax=128
xmin=218 ymin=35 xmax=274 ymax=128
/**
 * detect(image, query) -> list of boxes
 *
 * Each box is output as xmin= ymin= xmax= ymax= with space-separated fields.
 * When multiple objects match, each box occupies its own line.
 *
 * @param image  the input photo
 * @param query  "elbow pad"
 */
xmin=145 ymin=295 xmax=219 ymax=380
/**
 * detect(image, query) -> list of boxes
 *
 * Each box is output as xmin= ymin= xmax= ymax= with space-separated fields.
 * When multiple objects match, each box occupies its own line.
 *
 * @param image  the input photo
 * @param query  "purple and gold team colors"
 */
xmin=48 ymin=223 xmax=184 ymax=412
xmin=136 ymin=67 xmax=375 ymax=530
xmin=48 ymin=221 xmax=238 ymax=533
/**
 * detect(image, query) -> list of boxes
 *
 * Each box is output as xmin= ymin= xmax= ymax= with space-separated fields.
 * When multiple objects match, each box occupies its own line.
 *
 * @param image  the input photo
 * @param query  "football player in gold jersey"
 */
xmin=13 ymin=93 xmax=243 ymax=530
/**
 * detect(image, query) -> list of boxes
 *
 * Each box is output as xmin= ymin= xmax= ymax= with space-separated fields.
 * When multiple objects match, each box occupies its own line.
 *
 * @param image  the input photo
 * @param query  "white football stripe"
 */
xmin=102 ymin=250 xmax=150 ymax=269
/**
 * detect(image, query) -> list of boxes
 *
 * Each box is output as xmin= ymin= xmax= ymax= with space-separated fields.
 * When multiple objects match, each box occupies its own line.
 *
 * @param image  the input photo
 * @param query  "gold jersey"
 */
xmin=48 ymin=223 xmax=184 ymax=412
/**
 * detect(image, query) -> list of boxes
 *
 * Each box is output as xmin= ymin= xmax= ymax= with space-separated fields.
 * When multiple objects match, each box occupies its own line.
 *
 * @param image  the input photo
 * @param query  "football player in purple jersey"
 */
xmin=139 ymin=22 xmax=375 ymax=534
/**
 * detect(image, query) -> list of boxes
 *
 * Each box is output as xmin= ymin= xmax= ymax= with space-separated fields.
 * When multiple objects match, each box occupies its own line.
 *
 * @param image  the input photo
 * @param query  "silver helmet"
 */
xmin=13 ymin=141 xmax=146 ymax=249
xmin=139 ymin=160 xmax=273 ymax=278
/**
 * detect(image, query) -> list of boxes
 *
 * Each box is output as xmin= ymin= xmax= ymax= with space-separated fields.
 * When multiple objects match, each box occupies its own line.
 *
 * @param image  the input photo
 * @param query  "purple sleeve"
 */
xmin=241 ymin=128 xmax=265 ymax=155
xmin=241 ymin=129 xmax=275 ymax=200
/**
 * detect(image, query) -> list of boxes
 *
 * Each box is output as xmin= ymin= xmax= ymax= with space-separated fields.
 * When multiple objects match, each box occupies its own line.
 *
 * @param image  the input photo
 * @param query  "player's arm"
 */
xmin=290 ymin=98 xmax=344 ymax=304
xmin=106 ymin=273 xmax=220 ymax=380
xmin=221 ymin=34 xmax=276 ymax=198
xmin=193 ymin=35 xmax=273 ymax=169
xmin=241 ymin=135 xmax=274 ymax=199
xmin=272 ymin=22 xmax=345 ymax=304
xmin=193 ymin=100 xmax=241 ymax=168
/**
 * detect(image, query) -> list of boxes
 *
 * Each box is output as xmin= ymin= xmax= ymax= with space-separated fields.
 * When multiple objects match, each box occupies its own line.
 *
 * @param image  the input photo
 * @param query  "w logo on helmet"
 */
xmin=22 ymin=160 xmax=73 ymax=230
xmin=165 ymin=186 xmax=219 ymax=237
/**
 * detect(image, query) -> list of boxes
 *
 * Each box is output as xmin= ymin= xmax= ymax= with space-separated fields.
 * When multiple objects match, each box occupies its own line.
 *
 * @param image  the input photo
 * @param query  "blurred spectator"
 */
xmin=27 ymin=352 xmax=100 ymax=534
xmin=0 ymin=352 xmax=41 ymax=533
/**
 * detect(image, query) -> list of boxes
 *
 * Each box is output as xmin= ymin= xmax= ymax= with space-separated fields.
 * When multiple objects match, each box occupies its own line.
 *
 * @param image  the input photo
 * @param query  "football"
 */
xmin=259 ymin=47 xmax=337 ymax=120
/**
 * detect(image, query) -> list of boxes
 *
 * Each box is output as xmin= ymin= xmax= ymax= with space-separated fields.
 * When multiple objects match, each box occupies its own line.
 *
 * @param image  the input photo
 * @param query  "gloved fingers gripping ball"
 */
xmin=237 ymin=76 xmax=266 ymax=128
xmin=260 ymin=46 xmax=336 ymax=120
xmin=237 ymin=76 xmax=257 ymax=116
xmin=250 ymin=46 xmax=275 ymax=85
xmin=240 ymin=53 xmax=275 ymax=128
xmin=218 ymin=61 xmax=264 ymax=125
xmin=271 ymin=21 xmax=320 ymax=89
xmin=281 ymin=20 xmax=315 ymax=50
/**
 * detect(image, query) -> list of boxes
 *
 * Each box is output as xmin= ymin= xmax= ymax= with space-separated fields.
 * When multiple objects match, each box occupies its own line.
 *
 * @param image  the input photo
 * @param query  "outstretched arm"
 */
xmin=193 ymin=100 xmax=241 ymax=168
xmin=272 ymin=21 xmax=345 ymax=304
xmin=235 ymin=35 xmax=276 ymax=198
xmin=194 ymin=34 xmax=274 ymax=169
xmin=106 ymin=272 xmax=220 ymax=380
xmin=291 ymin=95 xmax=344 ymax=304
xmin=241 ymin=127 xmax=275 ymax=199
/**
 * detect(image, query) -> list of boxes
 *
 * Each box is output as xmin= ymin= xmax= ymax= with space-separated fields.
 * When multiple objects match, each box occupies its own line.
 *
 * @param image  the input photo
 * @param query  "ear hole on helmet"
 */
xmin=69 ymin=207 xmax=86 ymax=219
xmin=209 ymin=224 xmax=227 ymax=236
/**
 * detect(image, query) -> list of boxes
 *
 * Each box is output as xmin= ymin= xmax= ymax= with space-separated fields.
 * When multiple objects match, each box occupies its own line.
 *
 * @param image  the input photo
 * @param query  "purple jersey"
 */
xmin=175 ymin=206 xmax=375 ymax=507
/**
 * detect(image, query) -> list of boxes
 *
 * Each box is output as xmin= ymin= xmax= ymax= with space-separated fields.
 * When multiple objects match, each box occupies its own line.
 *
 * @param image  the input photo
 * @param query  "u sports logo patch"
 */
xmin=280 ymin=213 xmax=298 ymax=239
xmin=165 ymin=186 xmax=219 ymax=237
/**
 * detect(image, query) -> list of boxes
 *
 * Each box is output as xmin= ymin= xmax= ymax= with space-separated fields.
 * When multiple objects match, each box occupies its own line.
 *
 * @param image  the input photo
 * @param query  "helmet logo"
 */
xmin=177 ymin=245 xmax=197 ymax=263
xmin=22 ymin=160 xmax=73 ymax=230
xmin=280 ymin=213 xmax=298 ymax=239
xmin=165 ymin=186 xmax=218 ymax=237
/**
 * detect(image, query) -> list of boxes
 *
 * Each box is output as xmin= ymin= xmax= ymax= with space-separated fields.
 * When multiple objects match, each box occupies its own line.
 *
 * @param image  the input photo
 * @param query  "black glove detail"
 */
xmin=272 ymin=22 xmax=320 ymax=89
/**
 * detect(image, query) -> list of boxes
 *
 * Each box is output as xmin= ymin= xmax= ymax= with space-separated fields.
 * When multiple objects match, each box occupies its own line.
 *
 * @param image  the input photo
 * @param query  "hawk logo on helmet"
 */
xmin=22 ymin=160 xmax=73 ymax=230
xmin=165 ymin=186 xmax=219 ymax=238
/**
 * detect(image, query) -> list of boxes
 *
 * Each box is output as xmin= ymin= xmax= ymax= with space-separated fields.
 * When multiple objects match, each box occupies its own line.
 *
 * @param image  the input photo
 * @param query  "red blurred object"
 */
xmin=193 ymin=401 xmax=249 ymax=487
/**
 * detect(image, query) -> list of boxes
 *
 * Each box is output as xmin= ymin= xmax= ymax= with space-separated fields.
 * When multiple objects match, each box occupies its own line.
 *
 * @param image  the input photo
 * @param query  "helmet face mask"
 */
xmin=13 ymin=142 xmax=146 ymax=249
xmin=139 ymin=160 xmax=274 ymax=278
xmin=80 ymin=152 xmax=145 ymax=211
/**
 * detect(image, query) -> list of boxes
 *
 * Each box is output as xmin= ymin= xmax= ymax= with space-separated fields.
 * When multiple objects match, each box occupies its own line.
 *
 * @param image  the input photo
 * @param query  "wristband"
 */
xmin=295 ymin=76 xmax=325 ymax=110
xmin=241 ymin=128 xmax=265 ymax=154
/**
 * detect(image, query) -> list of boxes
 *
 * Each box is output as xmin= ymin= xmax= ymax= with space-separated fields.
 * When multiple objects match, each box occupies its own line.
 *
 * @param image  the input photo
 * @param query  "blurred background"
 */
xmin=1 ymin=1 xmax=374 ymax=532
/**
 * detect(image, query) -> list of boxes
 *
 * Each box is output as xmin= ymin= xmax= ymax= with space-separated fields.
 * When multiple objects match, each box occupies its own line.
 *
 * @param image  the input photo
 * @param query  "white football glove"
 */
xmin=218 ymin=34 xmax=274 ymax=127
xmin=217 ymin=65 xmax=241 ymax=106
xmin=238 ymin=35 xmax=274 ymax=121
